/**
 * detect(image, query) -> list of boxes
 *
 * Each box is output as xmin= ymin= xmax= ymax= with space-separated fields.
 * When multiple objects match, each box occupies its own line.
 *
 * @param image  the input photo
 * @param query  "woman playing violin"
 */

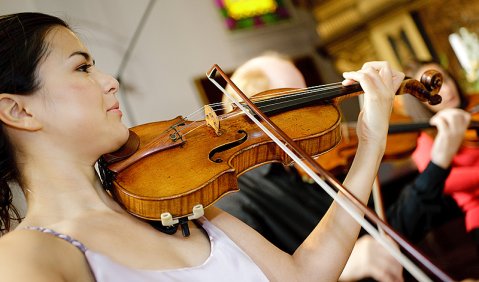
xmin=0 ymin=12 xmax=404 ymax=281
xmin=393 ymin=60 xmax=477 ymax=247
xmin=216 ymin=53 xmax=403 ymax=282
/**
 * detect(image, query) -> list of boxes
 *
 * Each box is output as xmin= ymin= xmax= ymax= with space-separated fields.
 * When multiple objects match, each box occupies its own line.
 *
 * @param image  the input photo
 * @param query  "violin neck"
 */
xmin=251 ymin=83 xmax=363 ymax=114
xmin=388 ymin=122 xmax=431 ymax=134
xmin=388 ymin=120 xmax=479 ymax=134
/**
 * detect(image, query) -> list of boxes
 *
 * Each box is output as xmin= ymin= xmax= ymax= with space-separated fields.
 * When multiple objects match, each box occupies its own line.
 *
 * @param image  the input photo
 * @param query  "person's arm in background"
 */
xmin=388 ymin=108 xmax=470 ymax=241
xmin=412 ymin=109 xmax=479 ymax=194
xmin=387 ymin=161 xmax=459 ymax=242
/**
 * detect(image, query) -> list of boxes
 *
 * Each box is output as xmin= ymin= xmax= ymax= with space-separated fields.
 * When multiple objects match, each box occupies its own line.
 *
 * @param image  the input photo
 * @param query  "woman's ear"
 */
xmin=0 ymin=94 xmax=42 ymax=131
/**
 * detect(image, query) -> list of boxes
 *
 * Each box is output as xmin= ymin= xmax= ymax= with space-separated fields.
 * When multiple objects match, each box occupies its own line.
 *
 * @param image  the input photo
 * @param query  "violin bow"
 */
xmin=207 ymin=64 xmax=453 ymax=282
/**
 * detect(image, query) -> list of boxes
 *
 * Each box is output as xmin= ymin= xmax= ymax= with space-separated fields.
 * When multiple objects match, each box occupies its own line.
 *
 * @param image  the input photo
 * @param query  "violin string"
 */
xmin=176 ymin=88 xmax=340 ymax=140
xmin=170 ymin=82 xmax=350 ymax=141
xmin=256 ymin=82 xmax=345 ymax=99
xmin=177 ymin=120 xmax=206 ymax=137
xmin=221 ymin=92 xmax=335 ymax=115
xmin=240 ymin=82 xmax=345 ymax=100
xmin=237 ymin=82 xmax=345 ymax=103
xmin=222 ymin=83 xmax=350 ymax=113
xmin=137 ymin=107 xmax=208 ymax=143
xmin=216 ymin=82 xmax=343 ymax=105
xmin=193 ymin=82 xmax=348 ymax=121
xmin=172 ymin=103 xmax=236 ymax=138
xmin=207 ymin=74 xmax=435 ymax=282
xmin=178 ymin=104 xmax=248 ymax=138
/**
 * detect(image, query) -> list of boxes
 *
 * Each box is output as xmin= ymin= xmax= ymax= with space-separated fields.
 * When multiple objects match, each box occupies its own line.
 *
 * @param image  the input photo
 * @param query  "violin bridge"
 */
xmin=204 ymin=105 xmax=221 ymax=136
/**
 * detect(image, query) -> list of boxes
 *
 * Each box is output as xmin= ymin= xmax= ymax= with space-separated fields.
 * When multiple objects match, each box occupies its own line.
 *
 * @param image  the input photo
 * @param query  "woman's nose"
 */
xmin=99 ymin=71 xmax=120 ymax=95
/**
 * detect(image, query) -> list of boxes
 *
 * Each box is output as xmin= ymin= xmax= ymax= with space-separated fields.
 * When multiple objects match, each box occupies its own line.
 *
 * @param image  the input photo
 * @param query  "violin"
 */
xmin=98 ymin=66 xmax=454 ymax=281
xmin=98 ymin=69 xmax=442 ymax=224
xmin=297 ymin=113 xmax=420 ymax=180
xmin=302 ymin=109 xmax=479 ymax=180
xmin=383 ymin=94 xmax=479 ymax=150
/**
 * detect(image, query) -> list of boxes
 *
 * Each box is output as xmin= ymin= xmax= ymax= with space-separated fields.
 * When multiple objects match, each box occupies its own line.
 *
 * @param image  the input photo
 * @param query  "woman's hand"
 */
xmin=342 ymin=62 xmax=404 ymax=150
xmin=340 ymin=235 xmax=403 ymax=282
xmin=430 ymin=108 xmax=471 ymax=168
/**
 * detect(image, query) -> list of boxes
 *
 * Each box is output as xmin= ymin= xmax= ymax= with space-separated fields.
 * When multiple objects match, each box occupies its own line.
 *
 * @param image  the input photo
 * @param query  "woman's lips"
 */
xmin=107 ymin=102 xmax=122 ymax=116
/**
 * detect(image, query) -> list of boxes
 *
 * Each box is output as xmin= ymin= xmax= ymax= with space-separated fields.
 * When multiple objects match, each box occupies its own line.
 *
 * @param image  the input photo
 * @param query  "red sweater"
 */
xmin=412 ymin=132 xmax=479 ymax=231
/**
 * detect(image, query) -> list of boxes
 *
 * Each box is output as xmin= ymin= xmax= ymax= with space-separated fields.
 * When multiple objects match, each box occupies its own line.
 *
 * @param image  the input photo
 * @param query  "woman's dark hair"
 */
xmin=0 ymin=12 xmax=69 ymax=233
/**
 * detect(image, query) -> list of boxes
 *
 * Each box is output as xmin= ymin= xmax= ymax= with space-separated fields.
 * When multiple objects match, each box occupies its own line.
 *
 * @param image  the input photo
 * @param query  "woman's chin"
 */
xmin=115 ymin=127 xmax=131 ymax=149
xmin=103 ymin=126 xmax=131 ymax=154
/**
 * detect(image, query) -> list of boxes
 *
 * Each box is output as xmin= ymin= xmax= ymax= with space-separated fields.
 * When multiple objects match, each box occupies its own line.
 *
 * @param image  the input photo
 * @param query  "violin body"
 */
xmin=101 ymin=102 xmax=341 ymax=221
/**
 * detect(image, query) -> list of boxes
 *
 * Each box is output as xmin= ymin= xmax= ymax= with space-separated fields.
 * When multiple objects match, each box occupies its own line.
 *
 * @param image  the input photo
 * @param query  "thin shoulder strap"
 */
xmin=25 ymin=226 xmax=87 ymax=253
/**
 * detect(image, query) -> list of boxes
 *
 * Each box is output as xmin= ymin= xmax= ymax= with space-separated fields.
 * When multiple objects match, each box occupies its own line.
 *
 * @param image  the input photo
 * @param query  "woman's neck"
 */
xmin=18 ymin=157 xmax=124 ymax=227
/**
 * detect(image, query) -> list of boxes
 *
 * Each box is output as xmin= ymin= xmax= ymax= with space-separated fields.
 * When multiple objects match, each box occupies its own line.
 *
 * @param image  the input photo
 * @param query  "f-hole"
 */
xmin=209 ymin=130 xmax=248 ymax=163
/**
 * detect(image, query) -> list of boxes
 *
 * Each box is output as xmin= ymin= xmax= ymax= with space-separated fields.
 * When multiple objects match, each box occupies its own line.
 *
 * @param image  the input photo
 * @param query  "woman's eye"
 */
xmin=77 ymin=64 xmax=93 ymax=73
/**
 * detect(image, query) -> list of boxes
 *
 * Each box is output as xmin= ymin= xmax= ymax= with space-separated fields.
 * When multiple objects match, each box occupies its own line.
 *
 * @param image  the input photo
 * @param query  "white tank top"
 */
xmin=27 ymin=217 xmax=269 ymax=282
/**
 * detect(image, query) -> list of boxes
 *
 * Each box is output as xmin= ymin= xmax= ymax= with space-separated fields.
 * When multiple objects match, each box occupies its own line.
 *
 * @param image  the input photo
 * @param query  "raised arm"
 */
xmin=290 ymin=61 xmax=404 ymax=281
xmin=209 ymin=61 xmax=404 ymax=281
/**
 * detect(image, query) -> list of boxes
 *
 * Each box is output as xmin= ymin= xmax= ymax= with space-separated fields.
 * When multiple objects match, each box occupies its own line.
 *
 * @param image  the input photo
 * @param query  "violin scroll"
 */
xmin=420 ymin=70 xmax=443 ymax=92
xmin=398 ymin=71 xmax=443 ymax=105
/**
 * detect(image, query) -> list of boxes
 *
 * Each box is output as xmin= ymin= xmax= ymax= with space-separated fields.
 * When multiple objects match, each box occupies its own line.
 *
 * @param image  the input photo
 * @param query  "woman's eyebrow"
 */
xmin=69 ymin=51 xmax=95 ymax=64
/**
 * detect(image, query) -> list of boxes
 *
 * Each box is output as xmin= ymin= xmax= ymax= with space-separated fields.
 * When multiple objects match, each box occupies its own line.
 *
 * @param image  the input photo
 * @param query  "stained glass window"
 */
xmin=215 ymin=0 xmax=291 ymax=31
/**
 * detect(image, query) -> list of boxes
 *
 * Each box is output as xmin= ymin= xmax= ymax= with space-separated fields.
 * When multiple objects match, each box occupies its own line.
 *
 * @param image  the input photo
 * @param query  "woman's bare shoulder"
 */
xmin=0 ymin=228 xmax=54 ymax=258
xmin=0 ymin=229 xmax=93 ymax=282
